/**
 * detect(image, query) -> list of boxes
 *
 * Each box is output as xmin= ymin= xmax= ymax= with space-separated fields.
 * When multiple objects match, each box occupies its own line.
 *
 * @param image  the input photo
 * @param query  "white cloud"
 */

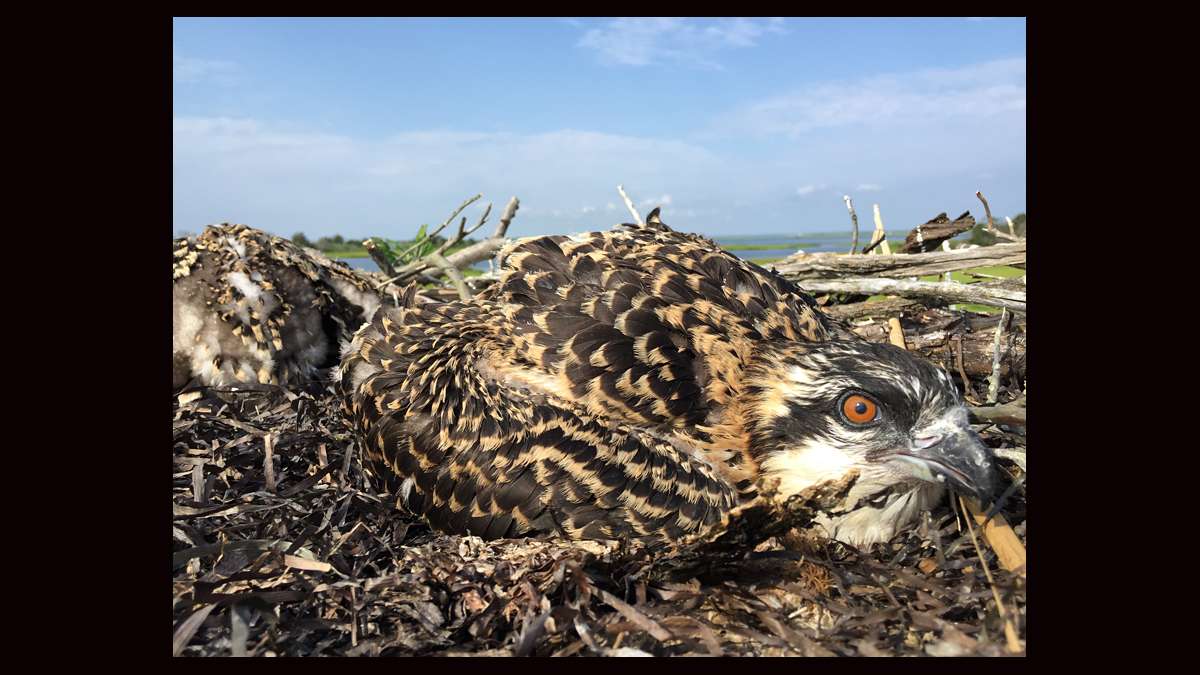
xmin=578 ymin=17 xmax=784 ymax=68
xmin=174 ymin=119 xmax=724 ymax=235
xmin=173 ymin=55 xmax=1025 ymax=238
xmin=723 ymin=58 xmax=1025 ymax=138
xmin=174 ymin=53 xmax=240 ymax=85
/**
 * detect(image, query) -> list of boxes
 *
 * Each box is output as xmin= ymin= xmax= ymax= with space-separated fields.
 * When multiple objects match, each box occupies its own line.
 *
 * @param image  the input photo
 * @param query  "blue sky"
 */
xmin=173 ymin=17 xmax=1026 ymax=240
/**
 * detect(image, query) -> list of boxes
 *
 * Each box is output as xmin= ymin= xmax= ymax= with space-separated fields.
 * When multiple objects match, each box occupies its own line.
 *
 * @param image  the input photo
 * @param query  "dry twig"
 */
xmin=796 ymin=277 xmax=1026 ymax=312
xmin=428 ymin=252 xmax=471 ymax=301
xmin=975 ymin=191 xmax=1020 ymax=242
xmin=843 ymin=195 xmax=860 ymax=254
xmin=774 ymin=242 xmax=1025 ymax=280
xmin=986 ymin=308 xmax=1010 ymax=404
xmin=958 ymin=497 xmax=1023 ymax=654
xmin=618 ymin=185 xmax=643 ymax=225
xmin=371 ymin=195 xmax=519 ymax=295
xmin=263 ymin=432 xmax=276 ymax=493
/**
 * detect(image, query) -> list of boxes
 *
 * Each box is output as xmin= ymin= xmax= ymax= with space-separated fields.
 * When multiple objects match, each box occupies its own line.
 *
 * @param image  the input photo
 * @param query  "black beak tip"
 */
xmin=960 ymin=462 xmax=1000 ymax=506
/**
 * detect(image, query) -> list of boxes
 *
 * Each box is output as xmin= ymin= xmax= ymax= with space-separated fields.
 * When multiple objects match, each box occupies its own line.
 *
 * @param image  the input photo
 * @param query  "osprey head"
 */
xmin=745 ymin=340 xmax=997 ymax=512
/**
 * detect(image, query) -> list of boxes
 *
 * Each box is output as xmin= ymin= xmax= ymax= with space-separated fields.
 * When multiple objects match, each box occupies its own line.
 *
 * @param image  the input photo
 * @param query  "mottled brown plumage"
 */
xmin=339 ymin=210 xmax=996 ymax=548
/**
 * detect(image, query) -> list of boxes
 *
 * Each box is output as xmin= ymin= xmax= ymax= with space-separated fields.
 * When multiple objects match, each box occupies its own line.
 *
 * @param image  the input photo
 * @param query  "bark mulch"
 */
xmin=172 ymin=383 xmax=1026 ymax=657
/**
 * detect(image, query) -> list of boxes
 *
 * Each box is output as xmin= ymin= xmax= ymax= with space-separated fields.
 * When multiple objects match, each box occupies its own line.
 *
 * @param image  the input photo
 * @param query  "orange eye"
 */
xmin=841 ymin=394 xmax=878 ymax=424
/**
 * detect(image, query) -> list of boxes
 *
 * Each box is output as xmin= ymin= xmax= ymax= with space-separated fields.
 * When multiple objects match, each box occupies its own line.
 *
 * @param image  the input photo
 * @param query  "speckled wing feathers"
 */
xmin=339 ymin=294 xmax=740 ymax=544
xmin=339 ymin=211 xmax=842 ymax=544
xmin=487 ymin=211 xmax=840 ymax=422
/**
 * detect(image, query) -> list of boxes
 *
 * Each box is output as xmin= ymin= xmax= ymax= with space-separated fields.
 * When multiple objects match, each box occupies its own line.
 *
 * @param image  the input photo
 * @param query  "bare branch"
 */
xmin=363 ymin=239 xmax=397 ymax=278
xmin=799 ymin=277 xmax=1026 ymax=312
xmin=886 ymin=318 xmax=905 ymax=349
xmin=391 ymin=194 xmax=482 ymax=263
xmin=427 ymin=252 xmax=471 ymax=301
xmin=843 ymin=195 xmax=860 ymax=254
xmin=860 ymin=236 xmax=887 ymax=255
xmin=975 ymin=190 xmax=1021 ymax=242
xmin=263 ymin=432 xmax=276 ymax=493
xmin=618 ymin=185 xmax=643 ymax=225
xmin=975 ymin=190 xmax=995 ymax=234
xmin=445 ymin=196 xmax=519 ymax=270
xmin=969 ymin=399 xmax=1025 ymax=428
xmin=851 ymin=308 xmax=1025 ymax=381
xmin=440 ymin=194 xmax=484 ymax=234
xmin=466 ymin=202 xmax=493 ymax=238
xmin=986 ymin=308 xmax=1010 ymax=404
xmin=867 ymin=203 xmax=891 ymax=255
xmin=775 ymin=241 xmax=1026 ymax=280
xmin=496 ymin=196 xmax=519 ymax=237
xmin=958 ymin=497 xmax=1025 ymax=651
xmin=822 ymin=296 xmax=944 ymax=320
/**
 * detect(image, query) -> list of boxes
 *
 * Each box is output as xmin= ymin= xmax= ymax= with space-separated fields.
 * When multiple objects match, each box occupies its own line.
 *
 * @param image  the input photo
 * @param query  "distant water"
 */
xmin=339 ymin=231 xmax=860 ymax=273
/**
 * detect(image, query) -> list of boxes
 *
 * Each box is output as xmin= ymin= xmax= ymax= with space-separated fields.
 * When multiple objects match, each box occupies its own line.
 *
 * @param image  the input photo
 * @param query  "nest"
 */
xmin=172 ymin=383 xmax=1026 ymax=657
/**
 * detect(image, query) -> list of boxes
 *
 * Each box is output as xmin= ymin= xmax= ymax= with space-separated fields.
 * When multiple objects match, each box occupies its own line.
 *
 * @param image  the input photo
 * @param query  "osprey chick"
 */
xmin=338 ymin=210 xmax=996 ymax=547
xmin=174 ymin=224 xmax=381 ymax=390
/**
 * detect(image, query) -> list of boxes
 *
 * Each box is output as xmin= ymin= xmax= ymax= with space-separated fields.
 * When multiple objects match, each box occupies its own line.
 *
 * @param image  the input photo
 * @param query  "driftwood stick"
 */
xmin=445 ymin=196 xmax=519 ymax=269
xmin=886 ymin=318 xmax=906 ymax=349
xmin=843 ymin=195 xmax=860 ymax=254
xmin=868 ymin=204 xmax=890 ymax=255
xmin=969 ymin=400 xmax=1026 ymax=428
xmin=976 ymin=190 xmax=996 ymax=234
xmin=775 ymin=241 xmax=1025 ymax=280
xmin=975 ymin=190 xmax=1020 ymax=242
xmin=799 ymin=277 xmax=1026 ymax=312
xmin=823 ymin=297 xmax=944 ymax=320
xmin=861 ymin=236 xmax=887 ymax=255
xmin=263 ymin=432 xmax=277 ymax=493
xmin=498 ymin=196 xmax=520 ymax=234
xmin=375 ymin=195 xmax=502 ymax=289
xmin=439 ymin=194 xmax=484 ymax=236
xmin=461 ymin=201 xmax=493 ymax=240
xmin=192 ymin=464 xmax=205 ymax=505
xmin=852 ymin=309 xmax=1026 ymax=386
xmin=363 ymin=239 xmax=398 ymax=278
xmin=952 ymin=336 xmax=976 ymax=403
xmin=1005 ymin=216 xmax=1017 ymax=237
xmin=617 ymin=185 xmax=643 ymax=225
xmin=854 ymin=315 xmax=1025 ymax=373
xmin=959 ymin=496 xmax=1024 ymax=652
xmin=872 ymin=301 xmax=1026 ymax=632
xmin=391 ymin=193 xmax=484 ymax=264
xmin=427 ymin=252 xmax=471 ymax=301
xmin=403 ymin=196 xmax=486 ymax=265
xmin=986 ymin=308 xmax=1010 ymax=404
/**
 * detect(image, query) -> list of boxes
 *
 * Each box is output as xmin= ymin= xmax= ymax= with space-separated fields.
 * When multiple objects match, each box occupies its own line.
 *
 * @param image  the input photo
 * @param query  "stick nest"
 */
xmin=173 ymin=382 xmax=1026 ymax=657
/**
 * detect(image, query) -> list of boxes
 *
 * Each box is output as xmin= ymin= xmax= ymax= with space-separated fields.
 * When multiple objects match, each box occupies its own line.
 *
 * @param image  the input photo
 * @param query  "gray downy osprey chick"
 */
xmin=338 ymin=209 xmax=997 ymax=548
xmin=173 ymin=224 xmax=382 ymax=390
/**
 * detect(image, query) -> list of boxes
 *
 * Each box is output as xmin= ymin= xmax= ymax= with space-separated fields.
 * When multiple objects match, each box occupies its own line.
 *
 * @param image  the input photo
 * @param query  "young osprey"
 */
xmin=174 ymin=224 xmax=381 ymax=390
xmin=338 ymin=210 xmax=996 ymax=548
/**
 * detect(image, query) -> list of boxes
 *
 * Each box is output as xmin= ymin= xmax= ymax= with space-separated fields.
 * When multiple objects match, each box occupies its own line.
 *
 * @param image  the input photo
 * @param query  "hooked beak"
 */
xmin=888 ymin=421 xmax=997 ymax=502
